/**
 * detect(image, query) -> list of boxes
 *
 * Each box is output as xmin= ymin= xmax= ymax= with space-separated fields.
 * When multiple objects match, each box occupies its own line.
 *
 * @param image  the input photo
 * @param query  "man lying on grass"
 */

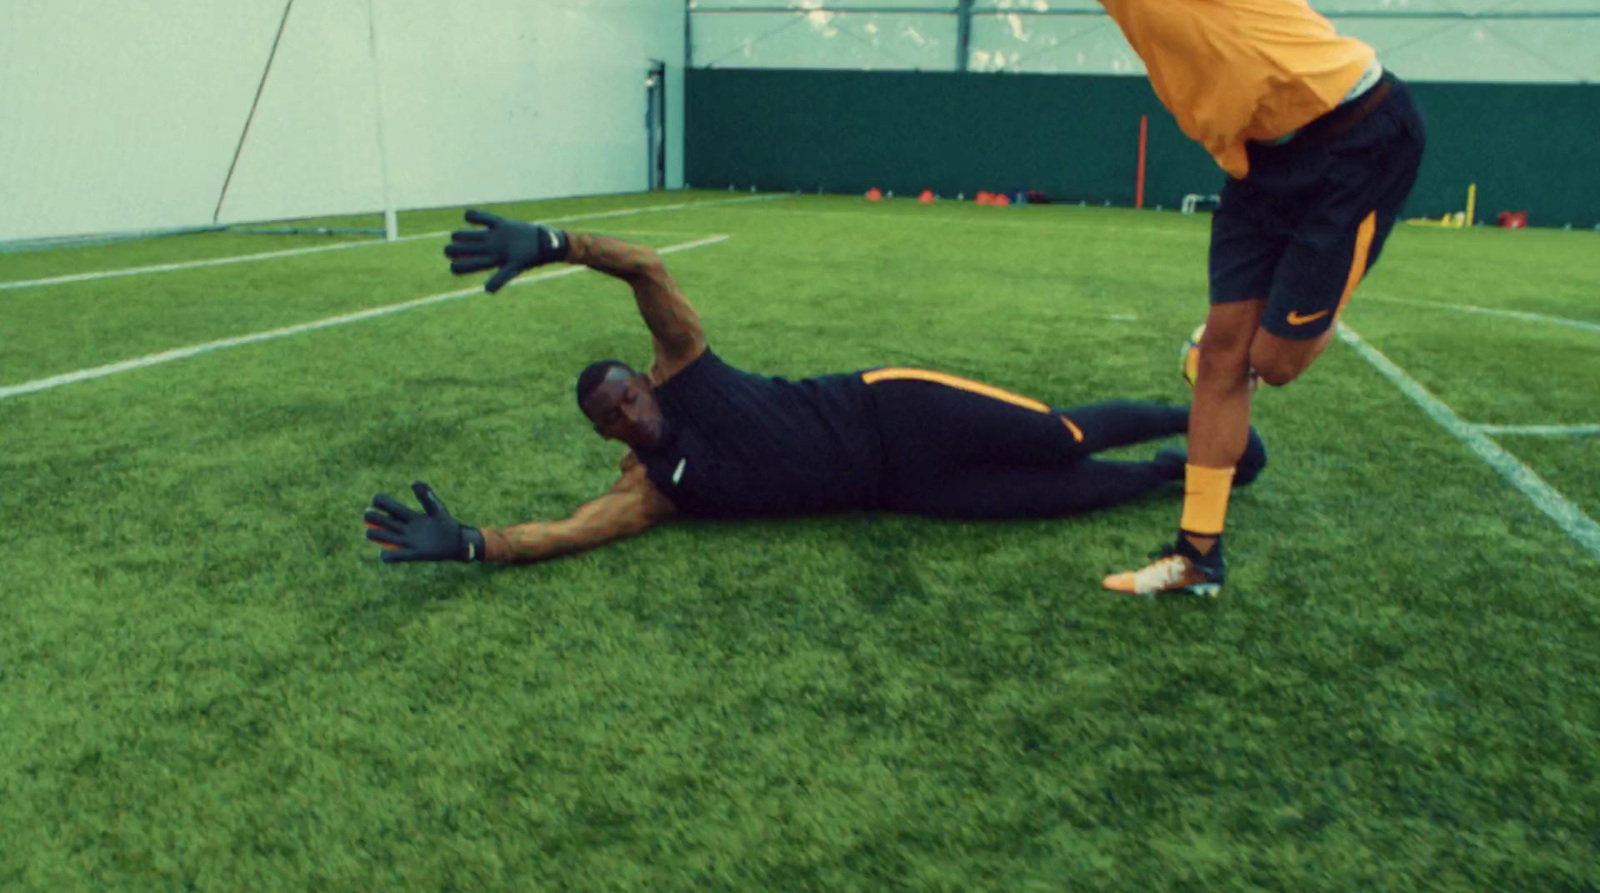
xmin=362 ymin=211 xmax=1266 ymax=568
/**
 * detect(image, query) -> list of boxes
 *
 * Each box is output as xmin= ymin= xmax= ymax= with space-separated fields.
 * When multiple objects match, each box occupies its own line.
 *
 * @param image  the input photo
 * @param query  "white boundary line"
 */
xmin=0 ymin=194 xmax=787 ymax=292
xmin=758 ymin=206 xmax=1205 ymax=238
xmin=1362 ymin=295 xmax=1600 ymax=335
xmin=1338 ymin=325 xmax=1600 ymax=561
xmin=0 ymin=235 xmax=730 ymax=401
xmin=1471 ymin=423 xmax=1600 ymax=437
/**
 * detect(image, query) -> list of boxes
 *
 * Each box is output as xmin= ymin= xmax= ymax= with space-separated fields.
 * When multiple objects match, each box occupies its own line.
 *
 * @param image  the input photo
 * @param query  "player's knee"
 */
xmin=1201 ymin=312 xmax=1255 ymax=356
xmin=1255 ymin=364 xmax=1299 ymax=388
xmin=1249 ymin=348 xmax=1309 ymax=387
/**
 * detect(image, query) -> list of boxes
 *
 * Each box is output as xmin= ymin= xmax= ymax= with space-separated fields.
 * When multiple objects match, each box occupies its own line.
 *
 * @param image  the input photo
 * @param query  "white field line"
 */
xmin=0 ymin=235 xmax=730 ymax=402
xmin=1338 ymin=325 xmax=1600 ymax=561
xmin=0 ymin=194 xmax=788 ymax=292
xmin=1362 ymin=295 xmax=1600 ymax=335
xmin=1471 ymin=424 xmax=1600 ymax=437
xmin=757 ymin=206 xmax=1206 ymax=237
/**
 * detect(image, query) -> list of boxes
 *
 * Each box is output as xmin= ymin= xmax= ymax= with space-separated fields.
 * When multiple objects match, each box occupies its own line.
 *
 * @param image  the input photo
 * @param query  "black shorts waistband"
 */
xmin=1281 ymin=70 xmax=1400 ymax=150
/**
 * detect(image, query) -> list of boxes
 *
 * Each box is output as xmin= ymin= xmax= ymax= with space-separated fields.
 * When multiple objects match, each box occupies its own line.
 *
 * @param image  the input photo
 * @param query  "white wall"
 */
xmin=0 ymin=0 xmax=686 ymax=243
xmin=0 ymin=0 xmax=285 ymax=241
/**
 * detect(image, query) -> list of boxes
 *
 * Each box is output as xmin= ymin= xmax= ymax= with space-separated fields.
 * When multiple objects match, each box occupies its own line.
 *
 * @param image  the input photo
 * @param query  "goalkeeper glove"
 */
xmin=444 ymin=209 xmax=570 ymax=293
xmin=364 ymin=481 xmax=487 ymax=563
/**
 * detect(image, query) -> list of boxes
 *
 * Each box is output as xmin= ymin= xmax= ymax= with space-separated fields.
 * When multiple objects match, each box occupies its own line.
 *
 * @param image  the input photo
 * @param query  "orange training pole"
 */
xmin=1135 ymin=114 xmax=1148 ymax=210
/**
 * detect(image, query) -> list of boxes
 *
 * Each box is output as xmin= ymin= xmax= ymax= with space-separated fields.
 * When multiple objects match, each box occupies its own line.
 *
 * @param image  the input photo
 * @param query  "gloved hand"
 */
xmin=364 ymin=481 xmax=487 ymax=563
xmin=444 ymin=209 xmax=570 ymax=293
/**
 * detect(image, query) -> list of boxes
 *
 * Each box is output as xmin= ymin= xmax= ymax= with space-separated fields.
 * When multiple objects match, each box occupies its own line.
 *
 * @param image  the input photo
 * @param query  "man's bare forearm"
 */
xmin=480 ymin=522 xmax=586 ymax=563
xmin=566 ymin=232 xmax=703 ymax=355
xmin=477 ymin=483 xmax=666 ymax=563
xmin=567 ymin=232 xmax=663 ymax=281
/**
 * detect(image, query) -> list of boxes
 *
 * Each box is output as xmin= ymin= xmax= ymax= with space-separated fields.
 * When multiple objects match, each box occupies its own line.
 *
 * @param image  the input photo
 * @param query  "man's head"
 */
xmin=576 ymin=360 xmax=668 ymax=450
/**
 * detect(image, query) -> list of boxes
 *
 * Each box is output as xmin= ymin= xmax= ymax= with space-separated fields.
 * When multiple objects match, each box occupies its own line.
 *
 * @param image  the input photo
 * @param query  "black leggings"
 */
xmin=867 ymin=374 xmax=1189 ymax=520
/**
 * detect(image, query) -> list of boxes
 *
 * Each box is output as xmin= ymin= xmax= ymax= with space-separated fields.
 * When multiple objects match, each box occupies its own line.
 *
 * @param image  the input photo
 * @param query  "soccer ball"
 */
xmin=1180 ymin=323 xmax=1205 ymax=388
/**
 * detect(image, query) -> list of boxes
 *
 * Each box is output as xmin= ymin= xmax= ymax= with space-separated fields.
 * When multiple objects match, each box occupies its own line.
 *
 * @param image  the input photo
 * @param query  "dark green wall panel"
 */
xmin=686 ymin=69 xmax=1600 ymax=229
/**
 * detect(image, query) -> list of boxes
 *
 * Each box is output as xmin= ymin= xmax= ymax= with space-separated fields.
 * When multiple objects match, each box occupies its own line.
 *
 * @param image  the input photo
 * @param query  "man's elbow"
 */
xmin=639 ymin=254 xmax=668 ymax=283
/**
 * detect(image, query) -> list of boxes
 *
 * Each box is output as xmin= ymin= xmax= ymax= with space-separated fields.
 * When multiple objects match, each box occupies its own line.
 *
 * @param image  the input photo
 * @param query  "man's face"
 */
xmin=580 ymin=368 xmax=667 ymax=451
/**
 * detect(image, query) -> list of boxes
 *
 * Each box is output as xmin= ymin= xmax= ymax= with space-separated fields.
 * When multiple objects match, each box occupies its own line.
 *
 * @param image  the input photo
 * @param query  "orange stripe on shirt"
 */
xmin=1334 ymin=211 xmax=1378 ymax=321
xmin=861 ymin=368 xmax=1050 ymax=414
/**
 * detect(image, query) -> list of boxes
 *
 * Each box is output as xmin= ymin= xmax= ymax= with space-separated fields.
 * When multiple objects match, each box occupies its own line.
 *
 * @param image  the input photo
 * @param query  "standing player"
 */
xmin=1098 ymin=0 xmax=1426 ymax=596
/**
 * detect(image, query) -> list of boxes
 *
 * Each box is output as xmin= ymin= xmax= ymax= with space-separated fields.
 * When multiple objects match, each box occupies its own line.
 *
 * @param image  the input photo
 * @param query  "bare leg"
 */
xmin=1184 ymin=300 xmax=1264 ymax=553
xmin=1250 ymin=325 xmax=1338 ymax=387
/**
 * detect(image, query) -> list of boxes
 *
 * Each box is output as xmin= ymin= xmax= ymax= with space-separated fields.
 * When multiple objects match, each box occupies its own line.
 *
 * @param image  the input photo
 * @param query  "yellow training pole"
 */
xmin=1466 ymin=183 xmax=1477 ymax=228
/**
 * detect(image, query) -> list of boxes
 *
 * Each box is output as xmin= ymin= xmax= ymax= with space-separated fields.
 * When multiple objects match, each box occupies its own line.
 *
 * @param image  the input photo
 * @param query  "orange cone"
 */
xmin=975 ymin=190 xmax=992 ymax=205
xmin=994 ymin=192 xmax=1011 ymax=206
xmin=865 ymin=187 xmax=883 ymax=201
xmin=918 ymin=189 xmax=935 ymax=203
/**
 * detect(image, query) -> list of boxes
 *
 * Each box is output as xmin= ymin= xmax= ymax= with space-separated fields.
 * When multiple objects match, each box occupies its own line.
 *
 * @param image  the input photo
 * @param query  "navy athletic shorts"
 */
xmin=1208 ymin=71 xmax=1427 ymax=340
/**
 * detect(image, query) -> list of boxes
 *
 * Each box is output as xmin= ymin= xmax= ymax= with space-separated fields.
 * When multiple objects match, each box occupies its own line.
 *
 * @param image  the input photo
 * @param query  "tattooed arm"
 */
xmin=565 ymin=233 xmax=707 ymax=381
xmin=478 ymin=458 xmax=676 ymax=563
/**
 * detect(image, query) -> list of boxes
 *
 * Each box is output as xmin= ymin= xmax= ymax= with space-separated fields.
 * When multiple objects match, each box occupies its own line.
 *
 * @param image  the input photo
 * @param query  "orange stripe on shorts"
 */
xmin=1333 ymin=211 xmax=1378 ymax=321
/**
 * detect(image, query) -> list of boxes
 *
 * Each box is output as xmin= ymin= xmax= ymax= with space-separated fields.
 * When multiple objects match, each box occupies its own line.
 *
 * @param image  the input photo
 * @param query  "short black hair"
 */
xmin=576 ymin=359 xmax=635 ymax=406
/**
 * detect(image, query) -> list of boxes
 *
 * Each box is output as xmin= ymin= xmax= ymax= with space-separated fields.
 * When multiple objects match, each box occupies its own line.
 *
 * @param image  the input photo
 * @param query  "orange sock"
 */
xmin=1179 ymin=464 xmax=1235 ymax=538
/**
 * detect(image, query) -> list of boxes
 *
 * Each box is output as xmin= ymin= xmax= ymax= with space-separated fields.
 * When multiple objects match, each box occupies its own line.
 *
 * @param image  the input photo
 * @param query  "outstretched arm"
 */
xmin=364 ymin=464 xmax=676 ymax=565
xmin=444 ymin=211 xmax=706 ymax=381
xmin=565 ymin=232 xmax=706 ymax=381
xmin=479 ymin=462 xmax=676 ymax=563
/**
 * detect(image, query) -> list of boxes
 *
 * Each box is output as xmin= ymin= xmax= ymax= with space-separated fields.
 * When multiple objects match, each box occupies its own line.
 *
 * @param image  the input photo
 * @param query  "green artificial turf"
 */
xmin=2 ymin=192 xmax=1596 ymax=892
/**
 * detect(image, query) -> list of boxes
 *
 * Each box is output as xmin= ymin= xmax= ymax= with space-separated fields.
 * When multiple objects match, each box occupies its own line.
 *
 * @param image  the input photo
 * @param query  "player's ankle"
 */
xmin=1179 ymin=531 xmax=1223 ymax=563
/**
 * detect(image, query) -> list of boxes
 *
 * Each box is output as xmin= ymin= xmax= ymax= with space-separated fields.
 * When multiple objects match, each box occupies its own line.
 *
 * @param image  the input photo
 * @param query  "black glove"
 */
xmin=444 ymin=209 xmax=570 ymax=293
xmin=364 ymin=481 xmax=487 ymax=563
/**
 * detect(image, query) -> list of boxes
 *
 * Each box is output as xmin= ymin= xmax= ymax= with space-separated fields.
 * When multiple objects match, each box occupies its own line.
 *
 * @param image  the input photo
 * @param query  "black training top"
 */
xmin=633 ymin=350 xmax=884 ymax=517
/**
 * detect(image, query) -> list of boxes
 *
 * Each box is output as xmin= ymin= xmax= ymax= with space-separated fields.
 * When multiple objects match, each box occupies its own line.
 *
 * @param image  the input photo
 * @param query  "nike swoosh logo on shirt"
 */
xmin=672 ymin=458 xmax=687 ymax=484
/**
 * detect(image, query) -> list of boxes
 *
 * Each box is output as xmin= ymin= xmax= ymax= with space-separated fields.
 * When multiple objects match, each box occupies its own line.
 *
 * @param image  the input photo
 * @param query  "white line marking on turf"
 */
xmin=759 ymin=207 xmax=1204 ymax=238
xmin=1471 ymin=423 xmax=1600 ymax=437
xmin=0 ymin=235 xmax=730 ymax=402
xmin=1338 ymin=325 xmax=1600 ymax=561
xmin=1363 ymin=296 xmax=1600 ymax=335
xmin=0 ymin=195 xmax=787 ymax=292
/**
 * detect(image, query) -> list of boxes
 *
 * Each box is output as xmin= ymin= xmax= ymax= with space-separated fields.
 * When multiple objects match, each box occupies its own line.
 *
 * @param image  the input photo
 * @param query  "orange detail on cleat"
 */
xmin=1102 ymin=553 xmax=1221 ymax=597
xmin=1101 ymin=570 xmax=1144 ymax=594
